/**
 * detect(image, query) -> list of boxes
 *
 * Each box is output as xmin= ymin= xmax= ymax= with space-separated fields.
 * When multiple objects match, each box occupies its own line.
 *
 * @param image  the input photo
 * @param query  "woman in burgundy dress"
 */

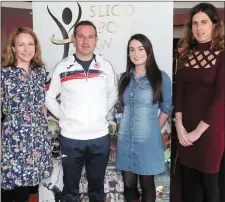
xmin=174 ymin=3 xmax=224 ymax=202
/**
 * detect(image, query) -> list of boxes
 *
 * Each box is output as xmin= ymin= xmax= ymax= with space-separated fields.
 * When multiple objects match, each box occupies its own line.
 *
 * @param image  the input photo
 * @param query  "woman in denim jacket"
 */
xmin=116 ymin=34 xmax=173 ymax=202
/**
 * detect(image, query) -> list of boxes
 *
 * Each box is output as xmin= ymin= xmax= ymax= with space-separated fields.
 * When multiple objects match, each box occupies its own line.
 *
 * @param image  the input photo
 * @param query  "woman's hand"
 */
xmin=186 ymin=121 xmax=208 ymax=143
xmin=186 ymin=129 xmax=201 ymax=143
xmin=175 ymin=122 xmax=193 ymax=147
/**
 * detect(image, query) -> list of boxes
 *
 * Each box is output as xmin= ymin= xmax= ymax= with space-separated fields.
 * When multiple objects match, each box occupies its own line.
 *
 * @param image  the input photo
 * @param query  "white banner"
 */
xmin=32 ymin=2 xmax=173 ymax=201
xmin=32 ymin=1 xmax=173 ymax=78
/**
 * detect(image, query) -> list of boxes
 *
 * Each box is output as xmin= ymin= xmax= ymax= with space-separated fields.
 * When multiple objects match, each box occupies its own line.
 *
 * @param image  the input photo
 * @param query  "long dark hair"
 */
xmin=118 ymin=34 xmax=163 ymax=104
xmin=178 ymin=3 xmax=224 ymax=68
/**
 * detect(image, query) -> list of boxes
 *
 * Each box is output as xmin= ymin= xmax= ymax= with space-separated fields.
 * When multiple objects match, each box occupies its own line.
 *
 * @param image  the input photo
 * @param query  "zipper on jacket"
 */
xmin=85 ymin=67 xmax=90 ymax=81
xmin=85 ymin=56 xmax=96 ymax=81
xmin=85 ymin=55 xmax=97 ymax=81
xmin=74 ymin=54 xmax=96 ymax=81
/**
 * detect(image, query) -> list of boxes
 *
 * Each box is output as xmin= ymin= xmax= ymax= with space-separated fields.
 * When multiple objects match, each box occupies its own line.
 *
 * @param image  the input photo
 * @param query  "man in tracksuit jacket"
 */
xmin=45 ymin=20 xmax=118 ymax=202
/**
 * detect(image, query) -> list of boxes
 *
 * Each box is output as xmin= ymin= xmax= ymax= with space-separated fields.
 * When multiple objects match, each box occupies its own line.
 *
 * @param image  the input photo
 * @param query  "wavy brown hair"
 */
xmin=1 ymin=27 xmax=44 ymax=68
xmin=178 ymin=3 xmax=224 ymax=68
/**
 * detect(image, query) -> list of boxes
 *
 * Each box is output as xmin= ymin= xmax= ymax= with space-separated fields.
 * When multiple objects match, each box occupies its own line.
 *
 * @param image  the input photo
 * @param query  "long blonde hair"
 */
xmin=1 ymin=27 xmax=44 ymax=68
xmin=178 ymin=3 xmax=224 ymax=68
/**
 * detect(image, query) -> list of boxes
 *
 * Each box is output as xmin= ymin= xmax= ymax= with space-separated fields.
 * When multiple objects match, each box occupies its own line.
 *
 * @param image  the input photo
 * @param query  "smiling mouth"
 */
xmin=22 ymin=54 xmax=32 ymax=57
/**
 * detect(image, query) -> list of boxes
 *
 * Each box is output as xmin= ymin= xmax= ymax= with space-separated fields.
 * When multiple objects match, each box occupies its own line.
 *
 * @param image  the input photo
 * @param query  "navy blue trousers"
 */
xmin=60 ymin=134 xmax=110 ymax=202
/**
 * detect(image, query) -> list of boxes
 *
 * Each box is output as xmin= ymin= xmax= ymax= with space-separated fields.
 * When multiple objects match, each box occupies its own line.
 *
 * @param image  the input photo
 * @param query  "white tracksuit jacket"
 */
xmin=45 ymin=54 xmax=118 ymax=140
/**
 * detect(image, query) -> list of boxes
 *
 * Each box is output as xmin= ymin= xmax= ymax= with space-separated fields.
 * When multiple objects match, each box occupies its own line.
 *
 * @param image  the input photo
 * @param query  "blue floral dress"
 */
xmin=1 ymin=66 xmax=53 ymax=190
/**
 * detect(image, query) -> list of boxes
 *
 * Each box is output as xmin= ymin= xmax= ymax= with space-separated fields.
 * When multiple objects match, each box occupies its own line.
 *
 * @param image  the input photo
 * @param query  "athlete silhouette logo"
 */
xmin=47 ymin=2 xmax=82 ymax=59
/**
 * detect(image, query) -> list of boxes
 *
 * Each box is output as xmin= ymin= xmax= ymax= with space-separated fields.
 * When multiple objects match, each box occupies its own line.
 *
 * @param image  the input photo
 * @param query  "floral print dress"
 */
xmin=1 ymin=66 xmax=53 ymax=190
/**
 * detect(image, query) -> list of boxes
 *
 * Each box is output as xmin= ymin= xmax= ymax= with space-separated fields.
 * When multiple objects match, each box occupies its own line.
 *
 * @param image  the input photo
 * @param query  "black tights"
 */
xmin=180 ymin=164 xmax=219 ymax=202
xmin=1 ymin=185 xmax=38 ymax=202
xmin=122 ymin=171 xmax=156 ymax=202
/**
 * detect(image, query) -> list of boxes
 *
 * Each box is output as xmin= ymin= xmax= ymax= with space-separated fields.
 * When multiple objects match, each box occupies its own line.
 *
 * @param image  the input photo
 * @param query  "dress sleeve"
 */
xmin=201 ymin=52 xmax=224 ymax=126
xmin=159 ymin=71 xmax=173 ymax=116
xmin=174 ymin=67 xmax=185 ymax=113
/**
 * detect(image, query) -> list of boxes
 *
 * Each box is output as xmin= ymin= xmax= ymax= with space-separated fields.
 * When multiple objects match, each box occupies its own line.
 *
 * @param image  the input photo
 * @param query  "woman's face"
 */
xmin=192 ymin=11 xmax=214 ymax=43
xmin=12 ymin=33 xmax=35 ymax=66
xmin=129 ymin=39 xmax=147 ymax=67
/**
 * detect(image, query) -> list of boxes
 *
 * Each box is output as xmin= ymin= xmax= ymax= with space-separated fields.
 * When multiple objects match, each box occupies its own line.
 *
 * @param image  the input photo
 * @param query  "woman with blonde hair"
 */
xmin=1 ymin=27 xmax=53 ymax=202
xmin=175 ymin=3 xmax=224 ymax=202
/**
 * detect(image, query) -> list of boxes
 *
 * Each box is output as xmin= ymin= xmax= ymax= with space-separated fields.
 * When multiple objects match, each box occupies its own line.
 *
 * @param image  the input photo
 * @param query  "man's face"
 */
xmin=72 ymin=25 xmax=97 ymax=60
